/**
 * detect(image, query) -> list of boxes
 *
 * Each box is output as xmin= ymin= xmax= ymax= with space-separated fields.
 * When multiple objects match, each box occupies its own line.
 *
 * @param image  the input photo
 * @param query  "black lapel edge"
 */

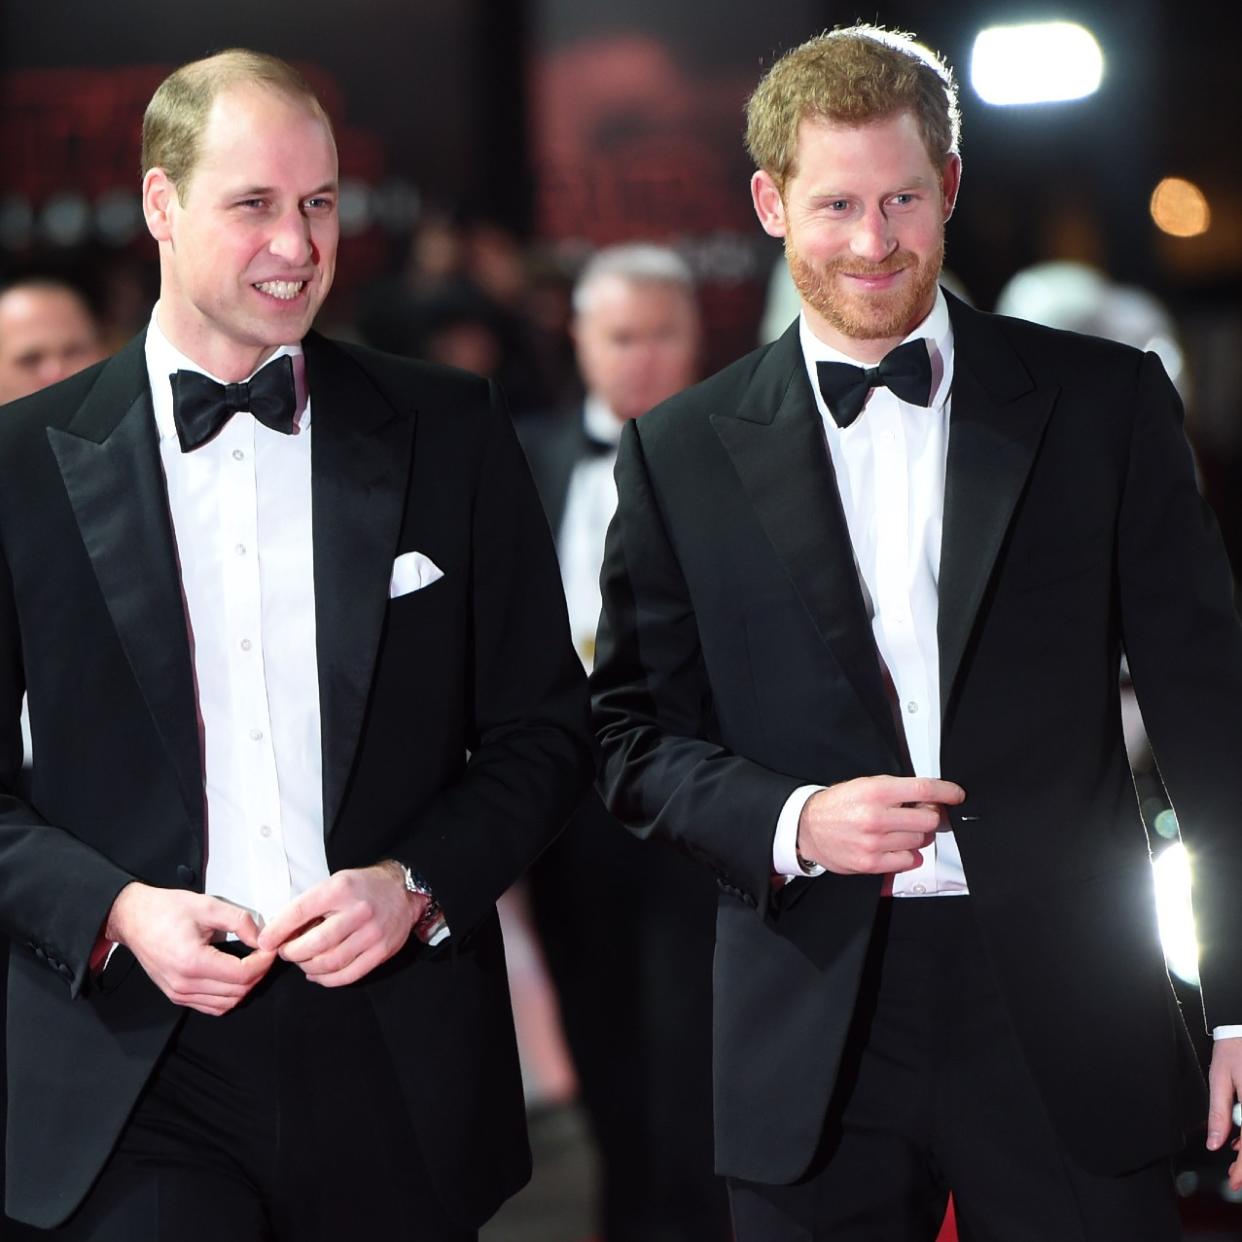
xmin=711 ymin=330 xmax=902 ymax=765
xmin=304 ymin=335 xmax=418 ymax=837
xmin=938 ymin=304 xmax=1058 ymax=720
xmin=47 ymin=369 xmax=204 ymax=833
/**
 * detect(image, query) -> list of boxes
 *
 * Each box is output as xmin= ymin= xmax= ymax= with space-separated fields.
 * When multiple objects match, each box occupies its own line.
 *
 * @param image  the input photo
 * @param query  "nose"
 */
xmin=40 ymin=359 xmax=76 ymax=388
xmin=269 ymin=208 xmax=314 ymax=266
xmin=850 ymin=206 xmax=897 ymax=264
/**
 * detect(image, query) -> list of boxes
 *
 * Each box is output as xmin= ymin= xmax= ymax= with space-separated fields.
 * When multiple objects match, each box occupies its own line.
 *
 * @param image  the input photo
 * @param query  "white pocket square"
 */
xmin=389 ymin=550 xmax=444 ymax=599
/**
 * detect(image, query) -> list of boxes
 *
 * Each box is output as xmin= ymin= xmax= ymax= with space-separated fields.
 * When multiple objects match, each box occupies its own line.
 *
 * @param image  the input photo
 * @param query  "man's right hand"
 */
xmin=797 ymin=776 xmax=966 ymax=875
xmin=104 ymin=882 xmax=277 ymax=1016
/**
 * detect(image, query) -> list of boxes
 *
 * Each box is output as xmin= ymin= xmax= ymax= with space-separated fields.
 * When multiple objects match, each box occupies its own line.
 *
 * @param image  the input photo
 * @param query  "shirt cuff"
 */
xmin=417 ymin=912 xmax=451 ymax=947
xmin=1212 ymin=1025 xmax=1242 ymax=1040
xmin=773 ymin=785 xmax=828 ymax=878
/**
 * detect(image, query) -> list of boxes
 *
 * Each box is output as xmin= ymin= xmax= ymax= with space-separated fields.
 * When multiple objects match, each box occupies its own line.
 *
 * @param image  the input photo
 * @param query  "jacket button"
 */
xmin=177 ymin=865 xmax=197 ymax=887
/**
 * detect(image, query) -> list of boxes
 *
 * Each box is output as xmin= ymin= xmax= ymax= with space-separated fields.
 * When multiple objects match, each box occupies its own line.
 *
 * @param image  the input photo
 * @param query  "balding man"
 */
xmin=0 ymin=280 xmax=104 ymax=407
xmin=522 ymin=244 xmax=731 ymax=1242
xmin=0 ymin=50 xmax=590 ymax=1240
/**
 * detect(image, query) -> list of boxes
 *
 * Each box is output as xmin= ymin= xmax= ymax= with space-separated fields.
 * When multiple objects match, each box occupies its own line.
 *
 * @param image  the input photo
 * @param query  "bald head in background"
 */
xmin=0 ymin=279 xmax=105 ymax=405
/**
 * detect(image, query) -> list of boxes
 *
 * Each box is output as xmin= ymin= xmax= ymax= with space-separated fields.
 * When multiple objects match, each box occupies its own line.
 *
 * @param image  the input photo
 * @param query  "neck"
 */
xmin=155 ymin=304 xmax=282 ymax=382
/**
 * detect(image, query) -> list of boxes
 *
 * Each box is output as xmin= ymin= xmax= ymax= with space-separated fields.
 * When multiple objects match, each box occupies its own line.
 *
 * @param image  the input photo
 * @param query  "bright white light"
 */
xmin=971 ymin=22 xmax=1104 ymax=106
xmin=1153 ymin=843 xmax=1199 ymax=986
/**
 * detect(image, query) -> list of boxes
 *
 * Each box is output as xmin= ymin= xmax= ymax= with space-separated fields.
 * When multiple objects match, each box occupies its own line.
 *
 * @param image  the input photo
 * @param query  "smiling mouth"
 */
xmin=254 ymin=280 xmax=307 ymax=301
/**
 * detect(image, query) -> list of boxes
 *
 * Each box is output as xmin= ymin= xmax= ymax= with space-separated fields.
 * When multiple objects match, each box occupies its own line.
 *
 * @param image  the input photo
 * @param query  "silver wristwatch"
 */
xmin=397 ymin=863 xmax=445 ymax=936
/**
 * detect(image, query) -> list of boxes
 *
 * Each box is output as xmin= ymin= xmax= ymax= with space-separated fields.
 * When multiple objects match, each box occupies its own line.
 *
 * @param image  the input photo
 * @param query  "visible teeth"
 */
xmin=255 ymin=280 xmax=305 ymax=300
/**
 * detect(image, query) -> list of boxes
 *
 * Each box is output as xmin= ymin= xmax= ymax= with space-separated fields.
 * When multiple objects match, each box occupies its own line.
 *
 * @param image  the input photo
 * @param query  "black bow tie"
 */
xmin=170 ymin=354 xmax=298 ymax=452
xmin=815 ymin=339 xmax=934 ymax=429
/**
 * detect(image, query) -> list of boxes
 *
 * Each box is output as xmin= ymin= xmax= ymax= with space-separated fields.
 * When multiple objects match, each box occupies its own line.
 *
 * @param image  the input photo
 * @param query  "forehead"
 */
xmin=791 ymin=110 xmax=934 ymax=180
xmin=0 ymin=289 xmax=93 ymax=343
xmin=583 ymin=275 xmax=695 ymax=323
xmin=191 ymin=83 xmax=337 ymax=186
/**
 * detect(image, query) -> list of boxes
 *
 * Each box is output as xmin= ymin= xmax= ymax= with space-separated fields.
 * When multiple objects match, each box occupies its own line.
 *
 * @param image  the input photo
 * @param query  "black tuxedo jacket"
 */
xmin=0 ymin=331 xmax=593 ymax=1229
xmin=592 ymin=292 xmax=1242 ymax=1185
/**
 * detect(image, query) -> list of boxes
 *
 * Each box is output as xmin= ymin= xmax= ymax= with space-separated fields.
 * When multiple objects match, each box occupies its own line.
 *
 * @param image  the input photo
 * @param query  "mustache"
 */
xmin=826 ymin=255 xmax=918 ymax=278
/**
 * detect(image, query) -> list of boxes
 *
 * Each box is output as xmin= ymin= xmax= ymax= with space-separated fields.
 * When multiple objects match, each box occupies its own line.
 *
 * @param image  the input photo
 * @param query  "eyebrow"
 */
xmin=226 ymin=180 xmax=339 ymax=198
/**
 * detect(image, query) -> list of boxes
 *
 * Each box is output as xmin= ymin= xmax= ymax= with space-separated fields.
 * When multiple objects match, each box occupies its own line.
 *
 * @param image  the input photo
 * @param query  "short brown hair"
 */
xmin=745 ymin=25 xmax=960 ymax=191
xmin=141 ymin=49 xmax=330 ymax=196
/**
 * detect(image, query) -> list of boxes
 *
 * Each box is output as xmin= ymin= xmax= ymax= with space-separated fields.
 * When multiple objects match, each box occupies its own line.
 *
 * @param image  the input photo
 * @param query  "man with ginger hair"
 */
xmin=591 ymin=24 xmax=1242 ymax=1240
xmin=0 ymin=49 xmax=591 ymax=1240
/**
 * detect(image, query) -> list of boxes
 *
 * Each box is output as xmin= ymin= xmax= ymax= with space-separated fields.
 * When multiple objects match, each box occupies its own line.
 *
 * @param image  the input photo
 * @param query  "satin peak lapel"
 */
xmin=711 ymin=325 xmax=901 ymax=765
xmin=938 ymin=302 xmax=1057 ymax=721
xmin=304 ymin=335 xmax=417 ymax=836
xmin=46 ymin=334 xmax=204 ymax=829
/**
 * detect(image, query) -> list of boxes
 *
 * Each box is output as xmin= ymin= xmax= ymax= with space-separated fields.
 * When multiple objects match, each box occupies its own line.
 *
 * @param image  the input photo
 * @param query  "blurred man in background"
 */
xmin=0 ymin=279 xmax=105 ymax=406
xmin=522 ymin=244 xmax=731 ymax=1242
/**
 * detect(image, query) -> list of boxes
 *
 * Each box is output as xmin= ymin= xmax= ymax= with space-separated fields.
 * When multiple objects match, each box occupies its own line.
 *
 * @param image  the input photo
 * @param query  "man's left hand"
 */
xmin=258 ymin=863 xmax=425 ymax=986
xmin=1207 ymin=1036 xmax=1242 ymax=1189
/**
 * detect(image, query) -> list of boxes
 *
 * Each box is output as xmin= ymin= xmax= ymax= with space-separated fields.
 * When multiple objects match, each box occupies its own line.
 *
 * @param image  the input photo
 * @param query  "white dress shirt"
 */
xmin=145 ymin=308 xmax=330 ymax=927
xmin=772 ymin=289 xmax=967 ymax=898
xmin=558 ymin=396 xmax=623 ymax=671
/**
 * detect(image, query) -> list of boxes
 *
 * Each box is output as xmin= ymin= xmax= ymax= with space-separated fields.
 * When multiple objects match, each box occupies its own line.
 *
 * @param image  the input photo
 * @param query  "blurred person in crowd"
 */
xmin=0 ymin=279 xmax=106 ymax=406
xmin=592 ymin=24 xmax=1242 ymax=1241
xmin=356 ymin=214 xmax=556 ymax=420
xmin=0 ymin=48 xmax=591 ymax=1240
xmin=521 ymin=244 xmax=731 ymax=1242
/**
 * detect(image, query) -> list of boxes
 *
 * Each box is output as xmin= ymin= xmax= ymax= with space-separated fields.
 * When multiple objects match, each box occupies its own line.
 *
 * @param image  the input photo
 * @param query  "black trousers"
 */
xmin=27 ymin=958 xmax=476 ymax=1242
xmin=728 ymin=898 xmax=1181 ymax=1242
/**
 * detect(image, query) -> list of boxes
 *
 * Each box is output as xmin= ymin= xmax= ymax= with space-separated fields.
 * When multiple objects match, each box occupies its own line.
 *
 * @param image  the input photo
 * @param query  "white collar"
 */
xmin=583 ymin=393 xmax=625 ymax=447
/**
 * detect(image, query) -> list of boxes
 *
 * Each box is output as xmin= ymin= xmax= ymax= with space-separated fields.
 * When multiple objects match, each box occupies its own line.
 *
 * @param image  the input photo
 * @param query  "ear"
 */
xmin=940 ymin=155 xmax=962 ymax=222
xmin=751 ymin=170 xmax=788 ymax=239
xmin=142 ymin=168 xmax=179 ymax=243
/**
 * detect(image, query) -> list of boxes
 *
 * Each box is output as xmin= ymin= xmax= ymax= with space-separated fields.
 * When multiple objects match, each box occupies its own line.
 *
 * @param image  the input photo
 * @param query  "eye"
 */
xmin=890 ymin=193 xmax=918 ymax=207
xmin=304 ymin=196 xmax=336 ymax=213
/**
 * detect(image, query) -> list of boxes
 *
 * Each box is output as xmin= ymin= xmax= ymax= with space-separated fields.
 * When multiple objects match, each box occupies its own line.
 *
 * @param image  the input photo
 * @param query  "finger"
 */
xmin=259 ymin=884 xmax=334 ymax=952
xmin=866 ymin=829 xmax=936 ymax=855
xmin=871 ymin=776 xmax=966 ymax=806
xmin=279 ymin=911 xmax=361 ymax=964
xmin=193 ymin=898 xmax=265 ymax=945
xmin=177 ymin=994 xmax=236 ymax=1016
xmin=232 ymin=949 xmax=279 ymax=986
xmin=184 ymin=944 xmax=275 ymax=989
xmin=876 ymin=850 xmax=922 ymax=873
xmin=1206 ymin=1067 xmax=1234 ymax=1150
xmin=307 ymin=941 xmax=388 ymax=988
xmin=870 ymin=807 xmax=942 ymax=835
xmin=297 ymin=925 xmax=380 ymax=978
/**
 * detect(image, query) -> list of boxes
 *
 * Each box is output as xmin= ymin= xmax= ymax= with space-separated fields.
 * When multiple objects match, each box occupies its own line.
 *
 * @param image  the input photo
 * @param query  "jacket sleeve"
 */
xmin=391 ymin=381 xmax=595 ymax=938
xmin=0 ymin=530 xmax=133 ymax=998
xmin=591 ymin=418 xmax=801 ymax=917
xmin=1117 ymin=350 xmax=1242 ymax=1030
